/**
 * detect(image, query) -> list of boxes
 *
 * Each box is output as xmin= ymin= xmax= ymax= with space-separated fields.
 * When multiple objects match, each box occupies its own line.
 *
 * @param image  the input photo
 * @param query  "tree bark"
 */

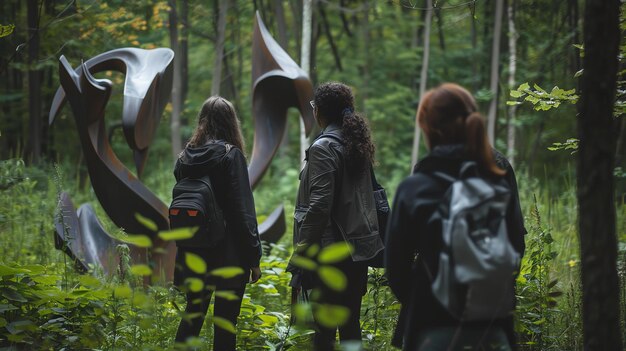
xmin=169 ymin=0 xmax=183 ymax=160
xmin=211 ymin=0 xmax=228 ymax=96
xmin=273 ymin=0 xmax=289 ymax=50
xmin=300 ymin=0 xmax=313 ymax=167
xmin=410 ymin=0 xmax=433 ymax=171
xmin=487 ymin=0 xmax=503 ymax=145
xmin=319 ymin=2 xmax=342 ymax=72
xmin=577 ymin=0 xmax=622 ymax=349
xmin=26 ymin=0 xmax=41 ymax=164
xmin=506 ymin=0 xmax=517 ymax=167
xmin=180 ymin=0 xmax=189 ymax=104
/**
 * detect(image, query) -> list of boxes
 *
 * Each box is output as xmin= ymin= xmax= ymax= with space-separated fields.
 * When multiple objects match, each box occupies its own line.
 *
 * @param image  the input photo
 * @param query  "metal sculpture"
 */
xmin=249 ymin=13 xmax=315 ymax=241
xmin=50 ymin=13 xmax=314 ymax=280
xmin=50 ymin=49 xmax=175 ymax=279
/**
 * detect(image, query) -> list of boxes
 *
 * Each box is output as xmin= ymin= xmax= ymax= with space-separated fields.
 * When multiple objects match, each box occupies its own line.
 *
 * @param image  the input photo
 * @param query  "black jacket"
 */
xmin=289 ymin=124 xmax=383 ymax=281
xmin=385 ymin=145 xmax=526 ymax=349
xmin=174 ymin=141 xmax=262 ymax=270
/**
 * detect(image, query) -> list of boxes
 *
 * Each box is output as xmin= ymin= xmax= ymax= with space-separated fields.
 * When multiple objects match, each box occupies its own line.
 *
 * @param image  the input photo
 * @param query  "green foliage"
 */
xmin=508 ymin=83 xmax=578 ymax=111
xmin=0 ymin=23 xmax=14 ymax=38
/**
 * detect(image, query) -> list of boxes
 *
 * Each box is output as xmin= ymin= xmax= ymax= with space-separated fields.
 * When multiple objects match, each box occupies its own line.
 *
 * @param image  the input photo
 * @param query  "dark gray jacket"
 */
xmin=291 ymin=123 xmax=383 ymax=268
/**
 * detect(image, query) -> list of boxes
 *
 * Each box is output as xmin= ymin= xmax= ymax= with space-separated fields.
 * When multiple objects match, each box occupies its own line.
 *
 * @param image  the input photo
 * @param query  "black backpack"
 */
xmin=169 ymin=175 xmax=225 ymax=248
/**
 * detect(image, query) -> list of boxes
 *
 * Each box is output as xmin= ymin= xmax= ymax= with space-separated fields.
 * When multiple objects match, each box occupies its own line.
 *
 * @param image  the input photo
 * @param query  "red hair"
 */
xmin=417 ymin=83 xmax=505 ymax=177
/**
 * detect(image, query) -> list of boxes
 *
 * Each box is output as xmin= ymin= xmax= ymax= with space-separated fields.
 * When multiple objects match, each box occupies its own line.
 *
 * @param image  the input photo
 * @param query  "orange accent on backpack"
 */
xmin=187 ymin=210 xmax=199 ymax=217
xmin=169 ymin=209 xmax=180 ymax=216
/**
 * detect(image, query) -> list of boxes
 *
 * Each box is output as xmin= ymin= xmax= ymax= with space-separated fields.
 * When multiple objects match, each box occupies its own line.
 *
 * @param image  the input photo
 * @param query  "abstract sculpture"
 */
xmin=50 ymin=14 xmax=314 ymax=281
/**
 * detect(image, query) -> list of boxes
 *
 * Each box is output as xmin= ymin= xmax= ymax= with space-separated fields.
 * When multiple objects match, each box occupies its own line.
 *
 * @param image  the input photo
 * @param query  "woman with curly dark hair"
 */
xmin=173 ymin=96 xmax=262 ymax=350
xmin=288 ymin=82 xmax=383 ymax=350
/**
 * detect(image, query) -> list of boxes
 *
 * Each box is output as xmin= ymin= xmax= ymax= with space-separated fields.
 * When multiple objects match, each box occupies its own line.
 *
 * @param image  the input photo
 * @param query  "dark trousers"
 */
xmin=312 ymin=259 xmax=368 ymax=351
xmin=175 ymin=286 xmax=245 ymax=350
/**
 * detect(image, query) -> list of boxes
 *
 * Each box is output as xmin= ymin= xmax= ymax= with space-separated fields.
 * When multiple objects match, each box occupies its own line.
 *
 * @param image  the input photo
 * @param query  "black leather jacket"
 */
xmin=291 ymin=123 xmax=383 ymax=265
xmin=174 ymin=140 xmax=262 ymax=268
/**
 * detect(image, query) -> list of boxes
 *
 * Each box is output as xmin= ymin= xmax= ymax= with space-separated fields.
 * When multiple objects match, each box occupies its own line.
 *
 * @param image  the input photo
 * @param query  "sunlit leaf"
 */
xmin=121 ymin=235 xmax=152 ymax=248
xmin=134 ymin=213 xmax=158 ymax=232
xmin=314 ymin=304 xmax=350 ymax=328
xmin=306 ymin=244 xmax=320 ymax=257
xmin=215 ymin=291 xmax=241 ymax=301
xmin=289 ymin=256 xmax=318 ymax=271
xmin=158 ymin=227 xmax=198 ymax=241
xmin=318 ymin=242 xmax=352 ymax=264
xmin=213 ymin=316 xmax=236 ymax=334
xmin=185 ymin=277 xmax=204 ymax=293
xmin=257 ymin=314 xmax=279 ymax=326
xmin=318 ymin=266 xmax=347 ymax=291
xmin=130 ymin=264 xmax=152 ymax=276
xmin=210 ymin=266 xmax=244 ymax=278
xmin=185 ymin=252 xmax=207 ymax=274
xmin=113 ymin=286 xmax=132 ymax=299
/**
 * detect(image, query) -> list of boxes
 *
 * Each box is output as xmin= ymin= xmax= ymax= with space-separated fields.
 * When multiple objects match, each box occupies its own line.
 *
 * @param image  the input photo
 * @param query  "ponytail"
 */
xmin=341 ymin=108 xmax=375 ymax=174
xmin=465 ymin=112 xmax=505 ymax=177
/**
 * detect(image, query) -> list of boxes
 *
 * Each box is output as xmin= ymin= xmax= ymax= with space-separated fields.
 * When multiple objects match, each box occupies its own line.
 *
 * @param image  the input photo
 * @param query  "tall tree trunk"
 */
xmin=470 ymin=1 xmax=478 ymax=91
xmin=410 ymin=0 xmax=433 ymax=171
xmin=361 ymin=0 xmax=370 ymax=111
xmin=319 ymin=2 xmax=342 ymax=72
xmin=300 ymin=0 xmax=313 ymax=167
xmin=26 ymin=0 xmax=41 ymax=164
xmin=211 ymin=0 xmax=228 ymax=96
xmin=487 ymin=0 xmax=503 ymax=145
xmin=180 ymin=0 xmax=189 ymax=104
xmin=506 ymin=0 xmax=517 ymax=166
xmin=169 ymin=0 xmax=183 ymax=160
xmin=577 ymin=0 xmax=622 ymax=349
xmin=273 ymin=0 xmax=289 ymax=50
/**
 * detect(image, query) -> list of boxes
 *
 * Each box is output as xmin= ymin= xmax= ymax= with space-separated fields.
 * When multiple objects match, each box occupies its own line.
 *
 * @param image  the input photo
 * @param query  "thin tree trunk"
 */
xmin=169 ymin=0 xmax=183 ymax=160
xmin=410 ymin=0 xmax=433 ymax=171
xmin=26 ymin=0 xmax=41 ymax=164
xmin=211 ymin=0 xmax=228 ymax=96
xmin=300 ymin=0 xmax=313 ymax=167
xmin=361 ymin=0 xmax=370 ymax=111
xmin=506 ymin=0 xmax=517 ymax=166
xmin=577 ymin=0 xmax=622 ymax=349
xmin=180 ymin=0 xmax=189 ymax=104
xmin=319 ymin=2 xmax=342 ymax=72
xmin=273 ymin=0 xmax=289 ymax=49
xmin=471 ymin=1 xmax=478 ymax=91
xmin=487 ymin=0 xmax=503 ymax=145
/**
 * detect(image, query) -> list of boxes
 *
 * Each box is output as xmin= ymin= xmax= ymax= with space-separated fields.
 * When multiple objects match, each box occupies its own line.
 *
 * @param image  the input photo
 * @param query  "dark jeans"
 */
xmin=175 ymin=286 xmax=245 ymax=350
xmin=312 ymin=259 xmax=368 ymax=351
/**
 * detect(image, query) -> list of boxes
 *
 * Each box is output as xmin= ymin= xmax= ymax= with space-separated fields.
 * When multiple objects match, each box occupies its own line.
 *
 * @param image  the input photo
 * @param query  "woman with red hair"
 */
xmin=385 ymin=83 xmax=526 ymax=350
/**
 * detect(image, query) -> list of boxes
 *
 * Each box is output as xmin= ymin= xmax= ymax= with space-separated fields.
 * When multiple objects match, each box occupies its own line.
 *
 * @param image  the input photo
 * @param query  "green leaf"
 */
xmin=289 ymin=256 xmax=318 ymax=271
xmin=257 ymin=314 xmax=279 ymax=326
xmin=314 ymin=304 xmax=350 ymax=328
xmin=135 ymin=213 xmax=158 ymax=232
xmin=185 ymin=252 xmax=207 ymax=274
xmin=113 ymin=286 xmax=132 ymax=299
xmin=509 ymin=89 xmax=523 ymax=98
xmin=213 ymin=316 xmax=236 ymax=334
xmin=210 ymin=266 xmax=244 ymax=278
xmin=185 ymin=277 xmax=204 ymax=292
xmin=0 ymin=264 xmax=30 ymax=276
xmin=121 ymin=235 xmax=152 ymax=248
xmin=79 ymin=275 xmax=102 ymax=288
xmin=130 ymin=264 xmax=152 ymax=276
xmin=518 ymin=82 xmax=530 ymax=91
xmin=2 ymin=290 xmax=27 ymax=303
xmin=0 ymin=304 xmax=18 ymax=313
xmin=158 ymin=227 xmax=198 ymax=241
xmin=318 ymin=266 xmax=347 ymax=291
xmin=0 ymin=317 xmax=6 ymax=328
xmin=318 ymin=242 xmax=353 ymax=264
xmin=215 ymin=291 xmax=241 ymax=301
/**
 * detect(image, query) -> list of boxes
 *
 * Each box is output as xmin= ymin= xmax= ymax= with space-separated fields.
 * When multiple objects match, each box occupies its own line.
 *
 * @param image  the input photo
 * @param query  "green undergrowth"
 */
xmin=0 ymin=158 xmax=624 ymax=350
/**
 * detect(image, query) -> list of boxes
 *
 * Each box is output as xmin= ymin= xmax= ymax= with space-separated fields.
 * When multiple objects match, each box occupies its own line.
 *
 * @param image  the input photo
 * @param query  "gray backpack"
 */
xmin=429 ymin=161 xmax=520 ymax=321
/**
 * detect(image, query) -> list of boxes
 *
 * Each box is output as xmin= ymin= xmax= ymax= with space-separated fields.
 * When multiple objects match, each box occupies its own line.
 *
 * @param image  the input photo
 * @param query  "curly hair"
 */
xmin=187 ymin=96 xmax=245 ymax=153
xmin=314 ymin=82 xmax=375 ymax=174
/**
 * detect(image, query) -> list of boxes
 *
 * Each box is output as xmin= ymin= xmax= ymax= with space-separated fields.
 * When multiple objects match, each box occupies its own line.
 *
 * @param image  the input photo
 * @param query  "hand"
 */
xmin=250 ymin=266 xmax=262 ymax=283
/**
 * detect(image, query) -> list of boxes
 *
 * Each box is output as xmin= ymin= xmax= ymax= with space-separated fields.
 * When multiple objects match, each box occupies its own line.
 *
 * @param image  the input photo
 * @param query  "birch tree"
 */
xmin=487 ymin=0 xmax=503 ymax=145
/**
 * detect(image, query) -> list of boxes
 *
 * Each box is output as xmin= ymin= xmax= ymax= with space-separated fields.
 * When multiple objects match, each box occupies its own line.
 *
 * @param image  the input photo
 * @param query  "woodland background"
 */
xmin=0 ymin=0 xmax=625 ymax=350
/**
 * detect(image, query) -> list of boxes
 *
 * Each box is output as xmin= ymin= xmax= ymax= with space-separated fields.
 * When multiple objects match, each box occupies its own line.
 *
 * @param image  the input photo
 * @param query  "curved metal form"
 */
xmin=249 ymin=12 xmax=315 ymax=188
xmin=50 ymin=48 xmax=174 ymax=176
xmin=54 ymin=52 xmax=175 ymax=280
